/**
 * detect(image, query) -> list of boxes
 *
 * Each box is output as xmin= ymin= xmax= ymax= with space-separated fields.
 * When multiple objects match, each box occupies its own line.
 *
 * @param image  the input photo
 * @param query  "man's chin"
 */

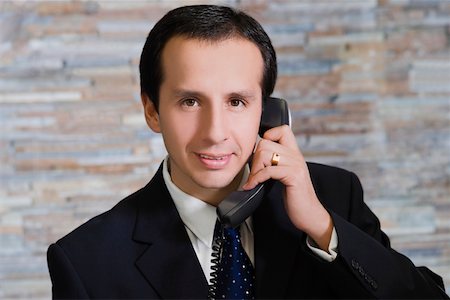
xmin=194 ymin=174 xmax=240 ymax=191
xmin=197 ymin=180 xmax=235 ymax=191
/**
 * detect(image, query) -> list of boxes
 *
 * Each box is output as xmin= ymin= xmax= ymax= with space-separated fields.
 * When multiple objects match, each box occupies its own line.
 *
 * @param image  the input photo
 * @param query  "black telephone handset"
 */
xmin=217 ymin=97 xmax=290 ymax=228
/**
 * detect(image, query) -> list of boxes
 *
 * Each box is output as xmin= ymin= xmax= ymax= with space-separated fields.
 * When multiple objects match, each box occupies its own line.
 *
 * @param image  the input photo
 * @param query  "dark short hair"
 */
xmin=139 ymin=4 xmax=277 ymax=110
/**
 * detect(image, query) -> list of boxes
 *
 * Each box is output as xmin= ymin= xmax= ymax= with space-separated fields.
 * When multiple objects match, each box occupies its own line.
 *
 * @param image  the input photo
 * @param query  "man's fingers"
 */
xmin=243 ymin=165 xmax=291 ymax=190
xmin=262 ymin=125 xmax=298 ymax=150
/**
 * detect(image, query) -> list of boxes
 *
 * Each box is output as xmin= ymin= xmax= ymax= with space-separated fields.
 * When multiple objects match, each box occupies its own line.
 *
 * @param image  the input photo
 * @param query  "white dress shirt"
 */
xmin=162 ymin=157 xmax=337 ymax=285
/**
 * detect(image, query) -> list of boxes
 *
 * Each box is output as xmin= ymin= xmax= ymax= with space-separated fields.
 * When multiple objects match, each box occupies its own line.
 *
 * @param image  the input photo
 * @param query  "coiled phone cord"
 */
xmin=208 ymin=223 xmax=224 ymax=300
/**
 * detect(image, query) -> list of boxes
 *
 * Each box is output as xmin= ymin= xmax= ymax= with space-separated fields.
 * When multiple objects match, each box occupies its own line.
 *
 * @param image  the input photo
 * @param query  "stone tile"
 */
xmin=267 ymin=1 xmax=378 ymax=12
xmin=97 ymin=20 xmax=152 ymax=34
xmin=410 ymin=59 xmax=450 ymax=93
xmin=0 ymin=197 xmax=33 ymax=210
xmin=371 ymin=204 xmax=436 ymax=235
xmin=278 ymin=57 xmax=336 ymax=75
xmin=309 ymin=32 xmax=384 ymax=46
xmin=0 ymin=92 xmax=82 ymax=103
xmin=122 ymin=113 xmax=146 ymax=127
xmin=0 ymin=77 xmax=90 ymax=92
xmin=0 ymin=277 xmax=51 ymax=299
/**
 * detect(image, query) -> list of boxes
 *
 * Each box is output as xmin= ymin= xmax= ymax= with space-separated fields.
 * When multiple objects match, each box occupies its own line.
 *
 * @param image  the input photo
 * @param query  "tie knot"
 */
xmin=223 ymin=226 xmax=240 ymax=241
xmin=212 ymin=221 xmax=241 ymax=246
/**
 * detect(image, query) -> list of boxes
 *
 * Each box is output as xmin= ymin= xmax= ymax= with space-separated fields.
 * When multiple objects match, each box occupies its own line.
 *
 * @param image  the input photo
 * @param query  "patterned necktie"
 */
xmin=210 ymin=221 xmax=255 ymax=299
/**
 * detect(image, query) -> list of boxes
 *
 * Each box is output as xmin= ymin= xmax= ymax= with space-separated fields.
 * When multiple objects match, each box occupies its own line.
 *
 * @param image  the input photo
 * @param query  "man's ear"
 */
xmin=141 ymin=93 xmax=161 ymax=133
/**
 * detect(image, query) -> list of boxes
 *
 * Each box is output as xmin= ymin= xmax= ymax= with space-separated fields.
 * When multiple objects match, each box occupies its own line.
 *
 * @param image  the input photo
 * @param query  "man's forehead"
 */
xmin=160 ymin=35 xmax=264 ymax=86
xmin=161 ymin=35 xmax=262 ymax=59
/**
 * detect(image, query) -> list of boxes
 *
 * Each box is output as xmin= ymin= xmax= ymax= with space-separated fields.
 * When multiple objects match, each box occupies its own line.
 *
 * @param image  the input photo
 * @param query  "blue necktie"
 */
xmin=210 ymin=222 xmax=255 ymax=299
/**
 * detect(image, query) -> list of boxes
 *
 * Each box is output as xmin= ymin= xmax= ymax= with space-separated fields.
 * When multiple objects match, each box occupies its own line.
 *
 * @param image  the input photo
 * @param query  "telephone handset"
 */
xmin=216 ymin=97 xmax=291 ymax=228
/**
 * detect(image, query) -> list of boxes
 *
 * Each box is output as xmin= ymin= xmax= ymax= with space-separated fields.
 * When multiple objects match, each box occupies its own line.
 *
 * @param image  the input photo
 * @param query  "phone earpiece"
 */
xmin=259 ymin=97 xmax=290 ymax=136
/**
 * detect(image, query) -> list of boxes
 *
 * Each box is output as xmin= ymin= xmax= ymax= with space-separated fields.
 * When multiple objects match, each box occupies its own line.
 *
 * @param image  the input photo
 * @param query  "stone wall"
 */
xmin=1 ymin=0 xmax=449 ymax=298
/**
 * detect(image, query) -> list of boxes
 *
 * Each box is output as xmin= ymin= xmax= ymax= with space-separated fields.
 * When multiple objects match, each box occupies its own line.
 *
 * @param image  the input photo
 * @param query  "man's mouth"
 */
xmin=196 ymin=153 xmax=232 ymax=169
xmin=199 ymin=154 xmax=228 ymax=160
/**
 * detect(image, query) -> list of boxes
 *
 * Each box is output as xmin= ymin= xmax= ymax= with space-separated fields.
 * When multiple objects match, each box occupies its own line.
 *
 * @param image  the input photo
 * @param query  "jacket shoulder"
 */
xmin=306 ymin=161 xmax=361 ymax=216
xmin=306 ymin=161 xmax=359 ymax=190
xmin=307 ymin=161 xmax=355 ymax=178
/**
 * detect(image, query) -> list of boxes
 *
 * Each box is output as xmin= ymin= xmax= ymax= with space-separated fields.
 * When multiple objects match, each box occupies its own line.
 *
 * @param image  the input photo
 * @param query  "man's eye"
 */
xmin=230 ymin=99 xmax=245 ymax=107
xmin=181 ymin=99 xmax=198 ymax=107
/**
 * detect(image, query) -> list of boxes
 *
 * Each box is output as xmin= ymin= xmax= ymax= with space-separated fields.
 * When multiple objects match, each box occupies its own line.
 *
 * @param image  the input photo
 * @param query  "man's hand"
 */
xmin=242 ymin=125 xmax=333 ymax=252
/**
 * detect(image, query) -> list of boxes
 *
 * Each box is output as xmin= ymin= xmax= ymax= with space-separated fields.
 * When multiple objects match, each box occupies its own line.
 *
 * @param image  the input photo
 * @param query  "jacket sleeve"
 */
xmin=47 ymin=243 xmax=89 ymax=299
xmin=329 ymin=171 xmax=448 ymax=299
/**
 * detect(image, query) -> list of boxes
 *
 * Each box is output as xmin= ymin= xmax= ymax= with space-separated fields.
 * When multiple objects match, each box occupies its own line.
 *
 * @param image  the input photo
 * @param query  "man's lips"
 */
xmin=196 ymin=153 xmax=233 ymax=169
xmin=198 ymin=153 xmax=229 ymax=160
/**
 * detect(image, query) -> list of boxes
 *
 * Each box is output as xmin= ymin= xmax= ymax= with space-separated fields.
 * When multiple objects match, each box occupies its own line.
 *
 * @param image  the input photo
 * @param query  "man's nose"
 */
xmin=200 ymin=104 xmax=229 ymax=144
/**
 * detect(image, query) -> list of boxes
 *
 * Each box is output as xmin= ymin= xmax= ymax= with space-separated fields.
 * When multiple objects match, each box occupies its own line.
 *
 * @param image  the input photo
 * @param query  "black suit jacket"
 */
xmin=47 ymin=162 xmax=448 ymax=299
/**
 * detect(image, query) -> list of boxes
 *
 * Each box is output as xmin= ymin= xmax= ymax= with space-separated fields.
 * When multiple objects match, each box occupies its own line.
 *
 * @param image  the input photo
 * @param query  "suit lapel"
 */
xmin=253 ymin=181 xmax=304 ymax=298
xmin=132 ymin=165 xmax=208 ymax=299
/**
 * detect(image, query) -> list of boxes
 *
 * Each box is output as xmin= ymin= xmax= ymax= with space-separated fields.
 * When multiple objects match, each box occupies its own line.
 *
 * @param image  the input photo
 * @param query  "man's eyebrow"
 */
xmin=228 ymin=91 xmax=257 ymax=100
xmin=172 ymin=89 xmax=257 ymax=100
xmin=172 ymin=89 xmax=204 ymax=98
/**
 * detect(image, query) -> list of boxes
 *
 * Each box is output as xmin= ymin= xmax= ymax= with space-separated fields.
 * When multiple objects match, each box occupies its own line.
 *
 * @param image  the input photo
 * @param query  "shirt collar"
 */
xmin=162 ymin=157 xmax=251 ymax=247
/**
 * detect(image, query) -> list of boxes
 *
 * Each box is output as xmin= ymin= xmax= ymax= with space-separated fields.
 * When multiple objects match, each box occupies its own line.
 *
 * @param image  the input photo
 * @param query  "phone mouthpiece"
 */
xmin=216 ymin=183 xmax=265 ymax=228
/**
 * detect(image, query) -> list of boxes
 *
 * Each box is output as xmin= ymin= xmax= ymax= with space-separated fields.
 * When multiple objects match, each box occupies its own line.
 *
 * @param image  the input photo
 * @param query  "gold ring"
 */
xmin=271 ymin=152 xmax=280 ymax=166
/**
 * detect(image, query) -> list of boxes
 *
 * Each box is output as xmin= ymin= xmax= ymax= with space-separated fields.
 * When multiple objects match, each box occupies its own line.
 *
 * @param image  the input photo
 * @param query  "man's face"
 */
xmin=143 ymin=36 xmax=263 ymax=202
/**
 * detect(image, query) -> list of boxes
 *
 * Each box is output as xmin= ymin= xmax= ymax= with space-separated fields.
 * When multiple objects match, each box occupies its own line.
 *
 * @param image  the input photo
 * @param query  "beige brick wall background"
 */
xmin=1 ymin=0 xmax=449 ymax=298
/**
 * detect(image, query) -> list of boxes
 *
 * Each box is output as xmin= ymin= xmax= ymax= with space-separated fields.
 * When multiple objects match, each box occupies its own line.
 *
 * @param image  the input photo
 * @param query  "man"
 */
xmin=47 ymin=5 xmax=448 ymax=299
